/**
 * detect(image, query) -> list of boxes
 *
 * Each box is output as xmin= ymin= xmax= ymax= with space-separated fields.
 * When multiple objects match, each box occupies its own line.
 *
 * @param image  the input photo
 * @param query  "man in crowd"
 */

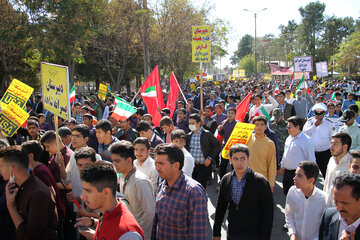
xmin=339 ymin=109 xmax=360 ymax=151
xmin=186 ymin=114 xmax=221 ymax=188
xmin=73 ymin=102 xmax=83 ymax=124
xmin=152 ymin=143 xmax=208 ymax=239
xmin=293 ymin=90 xmax=308 ymax=119
xmin=304 ymin=103 xmax=335 ymax=177
xmin=276 ymin=91 xmax=296 ymax=120
xmin=0 ymin=145 xmax=58 ymax=239
xmin=249 ymin=92 xmax=278 ymax=123
xmin=323 ymin=132 xmax=352 ymax=205
xmin=118 ymin=117 xmax=138 ymax=143
xmin=281 ymin=116 xmax=316 ymax=195
xmin=110 ymin=141 xmax=155 ymax=240
xmin=247 ymin=116 xmax=277 ymax=190
xmin=203 ymin=105 xmax=218 ymax=134
xmin=82 ymin=113 xmax=99 ymax=152
xmin=136 ymin=120 xmax=164 ymax=157
xmin=78 ymin=161 xmax=144 ymax=239
xmin=171 ymin=129 xmax=195 ymax=177
xmin=213 ymin=103 xmax=227 ymax=126
xmin=96 ymin=119 xmax=119 ymax=162
xmin=213 ymin=144 xmax=273 ymax=240
xmin=160 ymin=116 xmax=176 ymax=143
xmin=285 ymin=161 xmax=329 ymax=240
xmin=174 ymin=108 xmax=189 ymax=134
xmin=270 ymin=108 xmax=289 ymax=161
xmin=349 ymin=150 xmax=360 ymax=174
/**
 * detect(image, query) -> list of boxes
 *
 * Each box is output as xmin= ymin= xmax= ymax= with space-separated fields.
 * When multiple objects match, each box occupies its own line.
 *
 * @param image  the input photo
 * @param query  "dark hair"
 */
xmin=229 ymin=143 xmax=249 ymax=158
xmin=159 ymin=116 xmax=173 ymax=127
xmin=136 ymin=120 xmax=152 ymax=132
xmin=254 ymin=94 xmax=263 ymax=100
xmin=81 ymin=106 xmax=90 ymax=113
xmin=227 ymin=95 xmax=235 ymax=101
xmin=161 ymin=108 xmax=171 ymax=116
xmin=0 ymin=145 xmax=29 ymax=169
xmin=136 ymin=108 xmax=144 ymax=116
xmin=142 ymin=114 xmax=152 ymax=120
xmin=72 ymin=124 xmax=90 ymax=138
xmin=350 ymin=150 xmax=360 ymax=164
xmin=40 ymin=130 xmax=57 ymax=144
xmin=349 ymin=104 xmax=359 ymax=114
xmin=38 ymin=113 xmax=45 ymax=118
xmin=95 ymin=119 xmax=112 ymax=134
xmin=21 ymin=140 xmax=44 ymax=162
xmin=154 ymin=143 xmax=184 ymax=170
xmin=133 ymin=137 xmax=150 ymax=150
xmin=227 ymin=107 xmax=236 ymax=114
xmin=80 ymin=161 xmax=117 ymax=197
xmin=74 ymin=147 xmax=96 ymax=163
xmin=205 ymin=105 xmax=213 ymax=112
xmin=177 ymin=108 xmax=187 ymax=115
xmin=58 ymin=127 xmax=72 ymax=138
xmin=74 ymin=102 xmax=81 ymax=107
xmin=171 ymin=129 xmax=186 ymax=141
xmin=214 ymin=103 xmax=222 ymax=109
xmin=327 ymin=102 xmax=335 ymax=107
xmin=298 ymin=161 xmax=319 ymax=181
xmin=83 ymin=100 xmax=90 ymax=106
xmin=83 ymin=113 xmax=93 ymax=121
xmin=334 ymin=172 xmax=360 ymax=201
xmin=278 ymin=91 xmax=286 ymax=97
xmin=67 ymin=118 xmax=77 ymax=125
xmin=27 ymin=119 xmax=39 ymax=128
xmin=189 ymin=113 xmax=201 ymax=123
xmin=253 ymin=115 xmax=267 ymax=125
xmin=109 ymin=141 xmax=135 ymax=161
xmin=287 ymin=116 xmax=304 ymax=131
xmin=332 ymin=132 xmax=352 ymax=152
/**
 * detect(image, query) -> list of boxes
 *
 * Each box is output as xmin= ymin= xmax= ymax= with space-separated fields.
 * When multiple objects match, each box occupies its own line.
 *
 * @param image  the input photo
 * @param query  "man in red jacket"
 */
xmin=76 ymin=161 xmax=144 ymax=240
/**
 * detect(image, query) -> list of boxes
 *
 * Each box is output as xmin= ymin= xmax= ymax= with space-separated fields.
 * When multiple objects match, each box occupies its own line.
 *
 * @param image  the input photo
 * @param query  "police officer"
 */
xmin=303 ymin=103 xmax=336 ymax=177
xmin=270 ymin=108 xmax=289 ymax=160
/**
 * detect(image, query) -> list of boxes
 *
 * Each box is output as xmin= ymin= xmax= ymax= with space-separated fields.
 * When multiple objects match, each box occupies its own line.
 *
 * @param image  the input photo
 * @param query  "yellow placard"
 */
xmin=0 ymin=102 xmax=29 ymax=137
xmin=221 ymin=122 xmax=255 ymax=159
xmin=356 ymin=101 xmax=360 ymax=111
xmin=239 ymin=69 xmax=245 ymax=78
xmin=98 ymin=84 xmax=108 ymax=101
xmin=190 ymin=84 xmax=196 ymax=91
xmin=0 ymin=79 xmax=34 ymax=110
xmin=313 ymin=75 xmax=317 ymax=80
xmin=264 ymin=74 xmax=272 ymax=81
xmin=41 ymin=62 xmax=71 ymax=121
xmin=192 ymin=26 xmax=210 ymax=63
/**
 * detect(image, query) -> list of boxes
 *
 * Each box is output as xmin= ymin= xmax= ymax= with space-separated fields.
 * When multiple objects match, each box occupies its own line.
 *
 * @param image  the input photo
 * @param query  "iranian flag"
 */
xmin=114 ymin=96 xmax=123 ymax=107
xmin=140 ymin=66 xmax=164 ymax=127
xmin=289 ymin=73 xmax=294 ymax=89
xmin=274 ymin=85 xmax=280 ymax=94
xmin=112 ymin=98 xmax=137 ymax=121
xmin=107 ymin=84 xmax=112 ymax=92
xmin=70 ymin=85 xmax=76 ymax=103
xmin=165 ymin=72 xmax=180 ymax=118
xmin=235 ymin=91 xmax=252 ymax=122
xmin=254 ymin=106 xmax=271 ymax=121
xmin=295 ymin=75 xmax=310 ymax=97
xmin=330 ymin=93 xmax=338 ymax=103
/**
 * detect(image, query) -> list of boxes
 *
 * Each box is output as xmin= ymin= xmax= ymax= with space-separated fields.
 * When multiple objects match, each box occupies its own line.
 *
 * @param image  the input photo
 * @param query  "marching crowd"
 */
xmin=0 ymin=77 xmax=360 ymax=240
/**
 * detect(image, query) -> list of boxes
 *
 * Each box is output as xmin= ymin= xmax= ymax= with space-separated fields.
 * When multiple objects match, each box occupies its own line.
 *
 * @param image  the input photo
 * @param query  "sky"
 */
xmin=206 ymin=0 xmax=360 ymax=67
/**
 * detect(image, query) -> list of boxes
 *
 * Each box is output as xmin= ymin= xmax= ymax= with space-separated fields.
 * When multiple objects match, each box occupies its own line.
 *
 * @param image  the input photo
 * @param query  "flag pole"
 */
xmin=131 ymin=88 xmax=141 ymax=103
xmin=199 ymin=62 xmax=203 ymax=117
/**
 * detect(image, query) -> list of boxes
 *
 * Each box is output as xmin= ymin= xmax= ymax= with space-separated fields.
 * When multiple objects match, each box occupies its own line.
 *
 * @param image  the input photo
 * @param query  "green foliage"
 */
xmin=231 ymin=34 xmax=253 ymax=65
xmin=238 ymin=54 xmax=255 ymax=76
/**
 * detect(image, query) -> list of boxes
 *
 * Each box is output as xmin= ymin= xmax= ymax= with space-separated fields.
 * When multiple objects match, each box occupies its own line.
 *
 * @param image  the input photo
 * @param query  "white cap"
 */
xmin=312 ymin=103 xmax=327 ymax=111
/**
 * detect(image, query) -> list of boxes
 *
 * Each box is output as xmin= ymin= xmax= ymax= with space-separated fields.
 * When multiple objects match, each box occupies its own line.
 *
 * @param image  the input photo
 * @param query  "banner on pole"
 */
xmin=264 ymin=74 xmax=272 ymax=81
xmin=294 ymin=56 xmax=313 ymax=72
xmin=41 ymin=62 xmax=71 ymax=121
xmin=316 ymin=61 xmax=328 ymax=77
xmin=98 ymin=84 xmax=107 ymax=101
xmin=221 ymin=122 xmax=255 ymax=159
xmin=192 ymin=26 xmax=210 ymax=63
xmin=0 ymin=102 xmax=29 ymax=137
xmin=0 ymin=79 xmax=33 ymax=110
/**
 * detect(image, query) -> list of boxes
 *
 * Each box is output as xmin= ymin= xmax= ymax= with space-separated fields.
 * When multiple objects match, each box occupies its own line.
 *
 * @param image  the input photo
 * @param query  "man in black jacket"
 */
xmin=186 ymin=113 xmax=221 ymax=189
xmin=319 ymin=173 xmax=360 ymax=240
xmin=213 ymin=143 xmax=274 ymax=240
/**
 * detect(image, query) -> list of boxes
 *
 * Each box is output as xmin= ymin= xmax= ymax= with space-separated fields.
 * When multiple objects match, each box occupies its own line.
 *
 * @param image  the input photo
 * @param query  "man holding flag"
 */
xmin=249 ymin=92 xmax=278 ymax=123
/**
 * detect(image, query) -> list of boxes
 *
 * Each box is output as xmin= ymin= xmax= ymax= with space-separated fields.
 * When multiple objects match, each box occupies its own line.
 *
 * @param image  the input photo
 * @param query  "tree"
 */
xmin=231 ymin=34 xmax=253 ymax=65
xmin=279 ymin=20 xmax=298 ymax=65
xmin=296 ymin=1 xmax=325 ymax=67
xmin=238 ymin=54 xmax=255 ymax=76
xmin=331 ymin=31 xmax=360 ymax=77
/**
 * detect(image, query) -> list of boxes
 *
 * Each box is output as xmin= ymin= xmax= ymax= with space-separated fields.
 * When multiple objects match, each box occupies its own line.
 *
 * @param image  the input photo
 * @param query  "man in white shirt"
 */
xmin=339 ymin=109 xmax=360 ymax=151
xmin=285 ymin=161 xmax=329 ymax=240
xmin=303 ymin=103 xmax=336 ymax=177
xmin=349 ymin=150 xmax=360 ymax=174
xmin=133 ymin=137 xmax=159 ymax=194
xmin=324 ymin=132 xmax=352 ymax=205
xmin=319 ymin=173 xmax=360 ymax=240
xmin=281 ymin=116 xmax=316 ymax=195
xmin=249 ymin=92 xmax=278 ymax=123
xmin=171 ymin=129 xmax=195 ymax=177
xmin=110 ymin=141 xmax=155 ymax=240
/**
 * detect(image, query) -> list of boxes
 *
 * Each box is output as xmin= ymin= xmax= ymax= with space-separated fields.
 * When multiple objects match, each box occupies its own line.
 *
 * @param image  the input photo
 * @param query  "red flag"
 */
xmin=140 ymin=66 xmax=164 ymax=127
xmin=165 ymin=72 xmax=180 ymax=118
xmin=235 ymin=91 xmax=252 ymax=122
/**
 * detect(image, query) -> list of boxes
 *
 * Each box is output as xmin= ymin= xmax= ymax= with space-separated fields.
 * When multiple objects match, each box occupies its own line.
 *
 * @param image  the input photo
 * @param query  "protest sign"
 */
xmin=98 ymin=83 xmax=107 ymax=101
xmin=192 ymin=26 xmax=210 ymax=63
xmin=239 ymin=69 xmax=245 ymax=78
xmin=0 ymin=102 xmax=29 ymax=137
xmin=0 ymin=79 xmax=33 ymax=110
xmin=41 ymin=62 xmax=71 ymax=121
xmin=316 ymin=61 xmax=328 ymax=77
xmin=264 ymin=74 xmax=272 ymax=81
xmin=221 ymin=122 xmax=255 ymax=159
xmin=294 ymin=56 xmax=313 ymax=72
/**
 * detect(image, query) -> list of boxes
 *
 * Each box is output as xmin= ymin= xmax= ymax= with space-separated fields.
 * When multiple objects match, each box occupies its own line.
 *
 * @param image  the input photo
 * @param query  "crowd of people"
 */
xmin=0 ymin=76 xmax=360 ymax=240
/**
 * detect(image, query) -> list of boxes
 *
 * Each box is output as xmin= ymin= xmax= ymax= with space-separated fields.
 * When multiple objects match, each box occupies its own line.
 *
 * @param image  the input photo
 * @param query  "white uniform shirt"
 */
xmin=303 ymin=117 xmax=335 ymax=152
xmin=339 ymin=122 xmax=360 ymax=150
xmin=281 ymin=132 xmax=316 ymax=170
xmin=182 ymin=147 xmax=195 ymax=177
xmin=134 ymin=156 xmax=159 ymax=195
xmin=285 ymin=186 xmax=329 ymax=240
xmin=323 ymin=153 xmax=352 ymax=206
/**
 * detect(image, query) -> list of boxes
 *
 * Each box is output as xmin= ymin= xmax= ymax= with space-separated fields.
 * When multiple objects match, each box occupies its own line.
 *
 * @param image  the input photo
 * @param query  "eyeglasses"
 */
xmin=314 ymin=110 xmax=325 ymax=116
xmin=286 ymin=125 xmax=293 ymax=129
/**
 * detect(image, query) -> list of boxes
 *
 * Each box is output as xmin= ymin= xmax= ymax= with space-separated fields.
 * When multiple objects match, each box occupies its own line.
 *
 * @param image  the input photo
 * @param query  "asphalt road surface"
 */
xmin=206 ymin=171 xmax=325 ymax=240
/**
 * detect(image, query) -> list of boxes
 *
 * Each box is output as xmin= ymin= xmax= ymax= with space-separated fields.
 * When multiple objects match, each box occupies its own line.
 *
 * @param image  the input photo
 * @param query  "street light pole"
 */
xmin=244 ymin=8 xmax=267 ymax=80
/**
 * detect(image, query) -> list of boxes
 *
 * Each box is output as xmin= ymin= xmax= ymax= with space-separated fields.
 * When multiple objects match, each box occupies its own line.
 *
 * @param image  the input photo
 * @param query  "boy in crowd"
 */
xmin=171 ymin=129 xmax=195 ymax=177
xmin=96 ymin=119 xmax=119 ymax=162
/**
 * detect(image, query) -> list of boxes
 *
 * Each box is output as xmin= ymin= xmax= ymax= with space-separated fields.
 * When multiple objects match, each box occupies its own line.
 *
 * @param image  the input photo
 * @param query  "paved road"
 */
xmin=206 ymin=171 xmax=325 ymax=239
